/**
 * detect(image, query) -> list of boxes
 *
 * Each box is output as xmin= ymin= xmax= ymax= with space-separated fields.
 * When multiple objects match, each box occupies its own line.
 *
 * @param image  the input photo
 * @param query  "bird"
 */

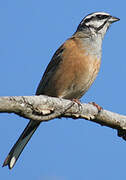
xmin=3 ymin=12 xmax=120 ymax=169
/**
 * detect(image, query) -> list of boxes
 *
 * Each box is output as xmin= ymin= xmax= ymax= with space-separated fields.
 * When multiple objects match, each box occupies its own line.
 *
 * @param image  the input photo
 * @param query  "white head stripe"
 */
xmin=85 ymin=12 xmax=110 ymax=19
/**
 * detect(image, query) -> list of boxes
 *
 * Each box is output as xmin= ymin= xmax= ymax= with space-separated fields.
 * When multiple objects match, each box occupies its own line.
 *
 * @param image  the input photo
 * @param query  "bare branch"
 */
xmin=0 ymin=95 xmax=126 ymax=140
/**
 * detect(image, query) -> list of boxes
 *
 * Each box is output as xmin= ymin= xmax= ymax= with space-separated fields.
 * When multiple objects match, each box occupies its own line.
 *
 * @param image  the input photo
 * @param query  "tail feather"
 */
xmin=3 ymin=120 xmax=40 ymax=169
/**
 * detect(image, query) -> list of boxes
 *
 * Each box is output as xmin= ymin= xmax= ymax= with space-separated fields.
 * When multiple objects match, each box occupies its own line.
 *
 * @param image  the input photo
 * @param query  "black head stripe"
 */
xmin=96 ymin=14 xmax=110 ymax=20
xmin=77 ymin=12 xmax=111 ymax=32
xmin=84 ymin=14 xmax=110 ymax=25
xmin=87 ymin=20 xmax=108 ymax=32
xmin=96 ymin=20 xmax=108 ymax=31
xmin=84 ymin=16 xmax=94 ymax=24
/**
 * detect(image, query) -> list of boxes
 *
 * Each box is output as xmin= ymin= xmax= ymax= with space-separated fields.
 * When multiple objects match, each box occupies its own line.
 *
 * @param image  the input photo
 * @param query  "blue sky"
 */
xmin=0 ymin=0 xmax=126 ymax=179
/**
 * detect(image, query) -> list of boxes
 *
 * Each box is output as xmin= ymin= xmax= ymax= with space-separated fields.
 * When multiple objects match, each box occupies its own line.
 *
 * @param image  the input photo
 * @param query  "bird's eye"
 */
xmin=96 ymin=15 xmax=103 ymax=19
xmin=96 ymin=15 xmax=109 ymax=20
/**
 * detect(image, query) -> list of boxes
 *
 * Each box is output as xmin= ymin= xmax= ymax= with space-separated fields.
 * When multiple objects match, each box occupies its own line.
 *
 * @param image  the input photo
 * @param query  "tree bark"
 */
xmin=0 ymin=95 xmax=126 ymax=140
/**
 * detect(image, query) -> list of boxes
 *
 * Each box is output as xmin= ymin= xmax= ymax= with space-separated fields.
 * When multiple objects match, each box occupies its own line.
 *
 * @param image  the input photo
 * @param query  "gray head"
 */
xmin=77 ymin=12 xmax=120 ymax=39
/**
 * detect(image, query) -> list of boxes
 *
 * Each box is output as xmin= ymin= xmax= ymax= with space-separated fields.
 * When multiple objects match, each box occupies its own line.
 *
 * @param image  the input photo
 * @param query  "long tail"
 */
xmin=3 ymin=120 xmax=40 ymax=169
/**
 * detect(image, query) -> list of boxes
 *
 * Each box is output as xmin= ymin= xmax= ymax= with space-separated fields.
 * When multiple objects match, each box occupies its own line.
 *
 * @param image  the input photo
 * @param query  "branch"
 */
xmin=0 ymin=95 xmax=126 ymax=140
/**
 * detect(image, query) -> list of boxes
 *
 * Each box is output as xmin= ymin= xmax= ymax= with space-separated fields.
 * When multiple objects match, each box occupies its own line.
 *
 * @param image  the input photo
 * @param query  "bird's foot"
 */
xmin=89 ymin=102 xmax=103 ymax=112
xmin=72 ymin=98 xmax=81 ymax=105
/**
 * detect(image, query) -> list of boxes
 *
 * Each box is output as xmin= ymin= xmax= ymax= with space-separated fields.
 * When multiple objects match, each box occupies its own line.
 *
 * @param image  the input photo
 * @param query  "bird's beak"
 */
xmin=109 ymin=16 xmax=120 ymax=23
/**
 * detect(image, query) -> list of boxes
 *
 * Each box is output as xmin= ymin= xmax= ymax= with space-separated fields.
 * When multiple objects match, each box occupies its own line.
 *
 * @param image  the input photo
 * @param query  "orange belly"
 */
xmin=37 ymin=37 xmax=101 ymax=99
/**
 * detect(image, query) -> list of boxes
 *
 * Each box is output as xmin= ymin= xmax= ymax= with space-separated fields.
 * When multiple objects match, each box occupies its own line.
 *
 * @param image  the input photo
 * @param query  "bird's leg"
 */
xmin=89 ymin=102 xmax=103 ymax=112
xmin=72 ymin=98 xmax=81 ymax=105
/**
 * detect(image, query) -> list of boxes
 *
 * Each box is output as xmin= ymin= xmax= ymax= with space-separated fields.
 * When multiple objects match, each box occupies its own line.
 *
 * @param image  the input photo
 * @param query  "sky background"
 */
xmin=0 ymin=0 xmax=125 ymax=179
